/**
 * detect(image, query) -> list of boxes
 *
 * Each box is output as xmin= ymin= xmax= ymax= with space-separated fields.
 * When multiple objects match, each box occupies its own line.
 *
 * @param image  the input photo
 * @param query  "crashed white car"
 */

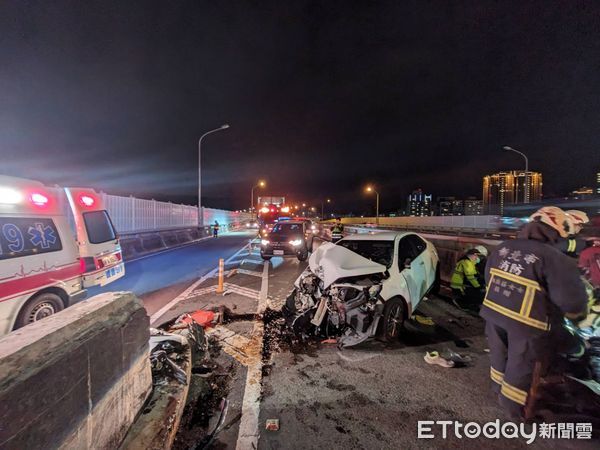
xmin=284 ymin=232 xmax=439 ymax=347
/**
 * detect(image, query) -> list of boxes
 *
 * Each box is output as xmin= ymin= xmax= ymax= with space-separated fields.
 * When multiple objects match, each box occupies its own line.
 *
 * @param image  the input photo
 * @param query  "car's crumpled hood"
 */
xmin=307 ymin=242 xmax=386 ymax=288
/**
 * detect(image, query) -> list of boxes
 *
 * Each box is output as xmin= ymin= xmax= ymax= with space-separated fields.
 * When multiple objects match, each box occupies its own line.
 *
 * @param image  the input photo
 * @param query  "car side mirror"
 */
xmin=403 ymin=257 xmax=412 ymax=269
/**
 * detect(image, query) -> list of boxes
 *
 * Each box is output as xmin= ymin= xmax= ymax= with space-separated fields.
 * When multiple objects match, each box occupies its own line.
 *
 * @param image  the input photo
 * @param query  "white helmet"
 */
xmin=474 ymin=245 xmax=488 ymax=257
xmin=565 ymin=210 xmax=589 ymax=235
xmin=530 ymin=207 xmax=571 ymax=238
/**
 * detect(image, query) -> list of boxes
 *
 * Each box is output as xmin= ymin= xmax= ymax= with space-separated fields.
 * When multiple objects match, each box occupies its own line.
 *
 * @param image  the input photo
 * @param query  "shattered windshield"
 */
xmin=337 ymin=240 xmax=394 ymax=268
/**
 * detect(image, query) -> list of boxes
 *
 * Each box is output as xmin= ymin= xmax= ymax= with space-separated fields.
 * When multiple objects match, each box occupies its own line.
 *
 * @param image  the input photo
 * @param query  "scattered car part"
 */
xmin=265 ymin=419 xmax=280 ymax=431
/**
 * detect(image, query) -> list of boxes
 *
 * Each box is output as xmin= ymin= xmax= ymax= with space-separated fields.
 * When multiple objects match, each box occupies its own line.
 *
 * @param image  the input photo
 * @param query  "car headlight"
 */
xmin=261 ymin=239 xmax=270 ymax=246
xmin=289 ymin=239 xmax=303 ymax=246
xmin=368 ymin=284 xmax=383 ymax=298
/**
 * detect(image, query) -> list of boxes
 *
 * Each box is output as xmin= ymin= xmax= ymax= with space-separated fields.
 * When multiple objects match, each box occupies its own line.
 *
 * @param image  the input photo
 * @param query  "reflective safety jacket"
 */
xmin=450 ymin=258 xmax=480 ymax=292
xmin=482 ymin=239 xmax=587 ymax=335
xmin=332 ymin=223 xmax=344 ymax=235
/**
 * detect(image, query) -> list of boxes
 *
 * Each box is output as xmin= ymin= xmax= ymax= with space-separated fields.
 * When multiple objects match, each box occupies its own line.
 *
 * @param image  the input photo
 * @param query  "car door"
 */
xmin=396 ymin=236 xmax=421 ymax=308
xmin=407 ymin=234 xmax=430 ymax=300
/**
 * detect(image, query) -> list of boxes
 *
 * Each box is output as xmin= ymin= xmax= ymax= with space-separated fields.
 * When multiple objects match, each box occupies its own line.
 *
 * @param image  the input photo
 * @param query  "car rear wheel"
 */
xmin=15 ymin=292 xmax=65 ymax=330
xmin=380 ymin=297 xmax=406 ymax=342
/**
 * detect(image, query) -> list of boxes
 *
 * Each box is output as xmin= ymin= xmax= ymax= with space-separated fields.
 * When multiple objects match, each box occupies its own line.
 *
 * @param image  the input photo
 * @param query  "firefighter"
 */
xmin=331 ymin=217 xmax=344 ymax=243
xmin=481 ymin=206 xmax=588 ymax=418
xmin=213 ymin=220 xmax=220 ymax=238
xmin=553 ymin=209 xmax=589 ymax=257
xmin=450 ymin=249 xmax=484 ymax=309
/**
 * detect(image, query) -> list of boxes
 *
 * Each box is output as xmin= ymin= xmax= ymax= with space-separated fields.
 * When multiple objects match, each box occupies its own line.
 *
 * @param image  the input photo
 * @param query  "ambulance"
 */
xmin=0 ymin=176 xmax=125 ymax=335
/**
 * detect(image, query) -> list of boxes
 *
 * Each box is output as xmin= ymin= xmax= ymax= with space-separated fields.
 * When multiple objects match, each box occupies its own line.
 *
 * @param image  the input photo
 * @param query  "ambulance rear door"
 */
xmin=64 ymin=188 xmax=125 ymax=287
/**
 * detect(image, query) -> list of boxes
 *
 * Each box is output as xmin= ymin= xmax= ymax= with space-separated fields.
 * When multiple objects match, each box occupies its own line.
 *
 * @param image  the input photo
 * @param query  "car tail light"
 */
xmin=80 ymin=257 xmax=96 ymax=273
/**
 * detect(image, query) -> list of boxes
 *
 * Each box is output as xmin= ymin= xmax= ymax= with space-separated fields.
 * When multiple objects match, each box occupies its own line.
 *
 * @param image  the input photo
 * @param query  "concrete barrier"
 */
xmin=119 ymin=224 xmax=249 ymax=260
xmin=0 ymin=292 xmax=152 ymax=450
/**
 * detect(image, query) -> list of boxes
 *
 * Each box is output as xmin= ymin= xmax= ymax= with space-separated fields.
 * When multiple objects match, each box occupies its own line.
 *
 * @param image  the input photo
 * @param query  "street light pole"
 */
xmin=321 ymin=198 xmax=331 ymax=219
xmin=503 ymin=146 xmax=529 ymax=203
xmin=251 ymin=180 xmax=266 ymax=220
xmin=366 ymin=186 xmax=380 ymax=225
xmin=375 ymin=191 xmax=379 ymax=225
xmin=198 ymin=124 xmax=229 ymax=228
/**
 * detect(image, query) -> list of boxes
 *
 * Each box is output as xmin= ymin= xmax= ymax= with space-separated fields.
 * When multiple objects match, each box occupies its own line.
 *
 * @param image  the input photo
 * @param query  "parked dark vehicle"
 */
xmin=260 ymin=220 xmax=314 ymax=261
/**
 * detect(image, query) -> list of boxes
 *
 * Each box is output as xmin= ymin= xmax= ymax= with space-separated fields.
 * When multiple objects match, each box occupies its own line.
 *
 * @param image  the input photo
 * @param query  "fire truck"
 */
xmin=0 ymin=176 xmax=125 ymax=335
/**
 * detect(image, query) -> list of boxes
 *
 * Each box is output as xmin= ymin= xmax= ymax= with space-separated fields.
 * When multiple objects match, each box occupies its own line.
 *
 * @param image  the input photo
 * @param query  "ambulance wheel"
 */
xmin=379 ymin=297 xmax=406 ymax=342
xmin=15 ymin=292 xmax=65 ymax=329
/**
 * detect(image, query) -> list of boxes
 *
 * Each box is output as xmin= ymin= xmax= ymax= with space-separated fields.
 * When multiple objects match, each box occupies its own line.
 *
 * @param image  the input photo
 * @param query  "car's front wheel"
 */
xmin=379 ymin=297 xmax=406 ymax=342
xmin=297 ymin=247 xmax=309 ymax=261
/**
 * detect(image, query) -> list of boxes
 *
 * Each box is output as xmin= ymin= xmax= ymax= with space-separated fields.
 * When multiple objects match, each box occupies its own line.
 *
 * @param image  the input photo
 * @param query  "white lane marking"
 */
xmin=222 ymin=283 xmax=260 ymax=299
xmin=149 ymin=242 xmax=251 ymax=324
xmin=236 ymin=261 xmax=269 ymax=450
xmin=237 ymin=268 xmax=264 ymax=278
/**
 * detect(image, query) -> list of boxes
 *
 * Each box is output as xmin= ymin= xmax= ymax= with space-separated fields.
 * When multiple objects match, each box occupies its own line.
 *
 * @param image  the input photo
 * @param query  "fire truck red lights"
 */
xmin=29 ymin=192 xmax=49 ymax=206
xmin=78 ymin=194 xmax=95 ymax=207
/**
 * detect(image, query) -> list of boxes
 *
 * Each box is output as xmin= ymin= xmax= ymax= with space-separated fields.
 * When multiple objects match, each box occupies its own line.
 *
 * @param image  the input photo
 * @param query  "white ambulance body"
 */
xmin=0 ymin=176 xmax=125 ymax=335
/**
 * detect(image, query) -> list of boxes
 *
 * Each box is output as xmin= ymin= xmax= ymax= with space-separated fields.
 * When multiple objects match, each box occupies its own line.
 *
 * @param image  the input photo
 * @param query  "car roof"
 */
xmin=275 ymin=220 xmax=304 ymax=225
xmin=339 ymin=231 xmax=413 ymax=241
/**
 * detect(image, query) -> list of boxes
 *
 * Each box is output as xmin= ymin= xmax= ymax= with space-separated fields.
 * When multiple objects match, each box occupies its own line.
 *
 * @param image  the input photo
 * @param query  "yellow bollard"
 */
xmin=216 ymin=258 xmax=224 ymax=293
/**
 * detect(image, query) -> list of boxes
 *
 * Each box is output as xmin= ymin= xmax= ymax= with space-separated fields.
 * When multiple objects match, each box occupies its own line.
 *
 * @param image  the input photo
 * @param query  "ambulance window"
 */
xmin=0 ymin=217 xmax=62 ymax=260
xmin=83 ymin=211 xmax=116 ymax=244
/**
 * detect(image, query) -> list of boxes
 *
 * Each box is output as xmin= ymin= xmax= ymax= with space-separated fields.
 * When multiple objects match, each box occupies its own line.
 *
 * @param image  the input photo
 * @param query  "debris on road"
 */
xmin=412 ymin=314 xmax=435 ymax=326
xmin=265 ymin=418 xmax=280 ymax=431
xmin=150 ymin=328 xmax=190 ymax=385
xmin=424 ymin=351 xmax=455 ymax=368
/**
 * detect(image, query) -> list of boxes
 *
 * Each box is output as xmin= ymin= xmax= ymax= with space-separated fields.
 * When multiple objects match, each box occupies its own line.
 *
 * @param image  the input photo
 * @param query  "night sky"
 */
xmin=1 ymin=1 xmax=600 ymax=214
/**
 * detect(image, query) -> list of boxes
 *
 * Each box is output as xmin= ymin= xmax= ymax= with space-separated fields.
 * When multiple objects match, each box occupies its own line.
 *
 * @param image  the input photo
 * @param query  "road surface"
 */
xmin=88 ymin=231 xmax=255 ymax=315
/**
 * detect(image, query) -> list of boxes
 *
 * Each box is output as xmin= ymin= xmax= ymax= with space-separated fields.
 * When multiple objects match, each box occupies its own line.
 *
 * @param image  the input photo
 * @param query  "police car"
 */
xmin=0 ymin=176 xmax=125 ymax=334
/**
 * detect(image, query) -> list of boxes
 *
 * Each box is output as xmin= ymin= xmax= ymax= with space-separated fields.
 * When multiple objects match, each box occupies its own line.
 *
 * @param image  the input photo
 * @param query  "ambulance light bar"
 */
xmin=79 ymin=195 xmax=95 ymax=207
xmin=0 ymin=187 xmax=22 ymax=204
xmin=30 ymin=192 xmax=49 ymax=206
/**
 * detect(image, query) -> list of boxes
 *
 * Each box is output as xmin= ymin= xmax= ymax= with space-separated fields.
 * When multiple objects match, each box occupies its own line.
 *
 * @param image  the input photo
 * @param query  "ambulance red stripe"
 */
xmin=0 ymin=263 xmax=82 ymax=303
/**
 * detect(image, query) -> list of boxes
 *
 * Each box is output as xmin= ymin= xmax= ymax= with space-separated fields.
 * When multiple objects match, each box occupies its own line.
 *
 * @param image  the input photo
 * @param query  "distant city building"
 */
xmin=437 ymin=196 xmax=482 ymax=216
xmin=464 ymin=197 xmax=484 ymax=215
xmin=437 ymin=197 xmax=455 ymax=216
xmin=408 ymin=189 xmax=432 ymax=216
xmin=597 ymin=171 xmax=600 ymax=195
xmin=483 ymin=171 xmax=543 ymax=215
xmin=569 ymin=186 xmax=594 ymax=200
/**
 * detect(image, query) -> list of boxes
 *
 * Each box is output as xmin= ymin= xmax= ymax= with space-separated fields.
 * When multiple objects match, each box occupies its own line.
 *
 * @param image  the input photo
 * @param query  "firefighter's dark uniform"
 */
xmin=554 ymin=237 xmax=586 ymax=258
xmin=481 ymin=237 xmax=587 ymax=417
